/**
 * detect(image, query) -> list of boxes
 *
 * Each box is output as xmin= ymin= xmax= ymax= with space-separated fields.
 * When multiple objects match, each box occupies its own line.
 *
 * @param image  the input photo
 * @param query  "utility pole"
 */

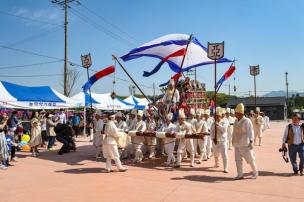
xmin=285 ymin=72 xmax=289 ymax=118
xmin=51 ymin=0 xmax=79 ymax=95
xmin=228 ymin=82 xmax=231 ymax=96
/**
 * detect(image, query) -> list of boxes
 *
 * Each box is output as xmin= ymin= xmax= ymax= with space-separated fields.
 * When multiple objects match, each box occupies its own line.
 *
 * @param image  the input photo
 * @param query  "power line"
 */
xmin=0 ymin=60 xmax=63 ymax=70
xmin=7 ymin=26 xmax=63 ymax=47
xmin=69 ymin=8 xmax=136 ymax=48
xmin=79 ymin=3 xmax=141 ymax=44
xmin=0 ymin=73 xmax=62 ymax=78
xmin=0 ymin=10 xmax=63 ymax=27
xmin=0 ymin=44 xmax=155 ymax=89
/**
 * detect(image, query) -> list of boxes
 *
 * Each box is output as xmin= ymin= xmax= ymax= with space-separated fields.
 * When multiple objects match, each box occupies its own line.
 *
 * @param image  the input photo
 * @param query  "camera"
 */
xmin=279 ymin=147 xmax=287 ymax=152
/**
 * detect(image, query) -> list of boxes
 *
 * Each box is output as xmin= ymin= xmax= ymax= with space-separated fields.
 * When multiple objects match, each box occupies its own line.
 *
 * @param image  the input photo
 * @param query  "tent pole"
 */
xmin=83 ymin=106 xmax=86 ymax=137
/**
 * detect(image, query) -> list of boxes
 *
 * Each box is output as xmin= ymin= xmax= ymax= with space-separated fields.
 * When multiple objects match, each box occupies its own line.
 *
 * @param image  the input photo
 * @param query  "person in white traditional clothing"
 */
xmin=29 ymin=117 xmax=42 ymax=157
xmin=253 ymin=107 xmax=265 ymax=146
xmin=157 ymin=113 xmax=176 ymax=166
xmin=227 ymin=108 xmax=237 ymax=150
xmin=175 ymin=109 xmax=194 ymax=168
xmin=102 ymin=112 xmax=128 ymax=173
xmin=93 ymin=111 xmax=104 ymax=159
xmin=115 ymin=111 xmax=128 ymax=159
xmin=162 ymin=79 xmax=180 ymax=112
xmin=204 ymin=109 xmax=214 ymax=159
xmin=233 ymin=103 xmax=258 ymax=180
xmin=133 ymin=110 xmax=147 ymax=163
xmin=188 ymin=109 xmax=198 ymax=157
xmin=126 ymin=109 xmax=137 ymax=159
xmin=211 ymin=108 xmax=229 ymax=173
xmin=196 ymin=109 xmax=209 ymax=164
xmin=144 ymin=111 xmax=157 ymax=159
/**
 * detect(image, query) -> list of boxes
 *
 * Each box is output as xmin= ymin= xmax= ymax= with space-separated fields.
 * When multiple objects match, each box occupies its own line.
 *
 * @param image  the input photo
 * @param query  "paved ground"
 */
xmin=1 ymin=121 xmax=304 ymax=202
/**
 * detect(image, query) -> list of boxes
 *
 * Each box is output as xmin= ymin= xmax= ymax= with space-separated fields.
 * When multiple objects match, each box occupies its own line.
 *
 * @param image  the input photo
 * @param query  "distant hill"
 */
xmin=264 ymin=90 xmax=304 ymax=97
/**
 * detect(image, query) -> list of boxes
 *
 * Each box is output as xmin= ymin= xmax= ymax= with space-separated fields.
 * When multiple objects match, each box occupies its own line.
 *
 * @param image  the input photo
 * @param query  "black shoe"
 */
xmin=293 ymin=171 xmax=298 ymax=176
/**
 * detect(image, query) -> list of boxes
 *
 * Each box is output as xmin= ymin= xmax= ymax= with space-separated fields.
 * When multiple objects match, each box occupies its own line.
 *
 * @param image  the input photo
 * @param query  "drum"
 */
xmin=117 ymin=132 xmax=128 ymax=149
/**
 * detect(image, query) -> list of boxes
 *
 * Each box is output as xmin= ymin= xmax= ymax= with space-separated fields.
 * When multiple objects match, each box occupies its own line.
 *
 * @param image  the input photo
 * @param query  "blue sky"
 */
xmin=0 ymin=0 xmax=303 ymax=97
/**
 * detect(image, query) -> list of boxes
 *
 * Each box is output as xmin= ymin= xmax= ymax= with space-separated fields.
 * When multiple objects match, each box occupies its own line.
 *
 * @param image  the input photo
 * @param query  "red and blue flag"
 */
xmin=216 ymin=64 xmax=236 ymax=92
xmin=82 ymin=66 xmax=115 ymax=91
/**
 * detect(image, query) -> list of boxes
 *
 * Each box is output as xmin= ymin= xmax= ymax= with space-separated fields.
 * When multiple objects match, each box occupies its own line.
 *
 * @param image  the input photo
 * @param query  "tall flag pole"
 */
xmin=112 ymin=55 xmax=164 ymax=121
xmin=167 ymin=34 xmax=193 ymax=113
xmin=81 ymin=53 xmax=93 ymax=112
xmin=207 ymin=42 xmax=225 ymax=145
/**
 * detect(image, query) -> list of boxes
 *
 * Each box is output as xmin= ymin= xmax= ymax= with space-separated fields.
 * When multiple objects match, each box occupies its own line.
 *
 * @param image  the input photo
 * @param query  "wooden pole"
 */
xmin=167 ymin=34 xmax=193 ymax=113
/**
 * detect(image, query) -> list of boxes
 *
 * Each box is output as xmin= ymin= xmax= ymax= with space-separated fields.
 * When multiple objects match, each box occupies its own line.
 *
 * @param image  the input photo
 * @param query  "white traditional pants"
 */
xmin=133 ymin=136 xmax=144 ymax=162
xmin=103 ymin=144 xmax=123 ymax=170
xmin=213 ymin=141 xmax=228 ymax=171
xmin=165 ymin=138 xmax=176 ymax=165
xmin=206 ymin=136 xmax=213 ymax=158
xmin=254 ymin=128 xmax=263 ymax=145
xmin=198 ymin=137 xmax=208 ymax=161
xmin=145 ymin=136 xmax=157 ymax=157
xmin=227 ymin=125 xmax=233 ymax=149
xmin=234 ymin=146 xmax=257 ymax=177
xmin=177 ymin=139 xmax=194 ymax=166
xmin=193 ymin=139 xmax=198 ymax=156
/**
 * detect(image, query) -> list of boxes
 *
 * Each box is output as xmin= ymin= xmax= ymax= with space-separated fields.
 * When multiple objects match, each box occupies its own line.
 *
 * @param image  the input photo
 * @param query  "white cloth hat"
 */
xmin=166 ymin=113 xmax=173 ymax=120
xmin=230 ymin=109 xmax=235 ymax=114
xmin=256 ymin=107 xmax=260 ymax=113
xmin=169 ymin=79 xmax=175 ymax=86
xmin=216 ymin=107 xmax=223 ymax=116
xmin=131 ymin=109 xmax=137 ymax=115
xmin=190 ymin=108 xmax=195 ymax=116
xmin=116 ymin=111 xmax=123 ymax=117
xmin=196 ymin=109 xmax=202 ymax=116
xmin=226 ymin=108 xmax=231 ymax=114
xmin=204 ymin=109 xmax=210 ymax=115
xmin=235 ymin=103 xmax=245 ymax=114
xmin=96 ymin=110 xmax=102 ymax=116
xmin=179 ymin=109 xmax=186 ymax=119
xmin=137 ymin=110 xmax=144 ymax=117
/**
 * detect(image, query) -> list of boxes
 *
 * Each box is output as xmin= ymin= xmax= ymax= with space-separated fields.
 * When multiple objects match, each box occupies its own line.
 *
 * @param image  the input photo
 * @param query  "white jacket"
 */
xmin=158 ymin=122 xmax=176 ymax=143
xmin=232 ymin=117 xmax=254 ymax=147
xmin=103 ymin=120 xmax=123 ymax=145
xmin=210 ymin=120 xmax=229 ymax=142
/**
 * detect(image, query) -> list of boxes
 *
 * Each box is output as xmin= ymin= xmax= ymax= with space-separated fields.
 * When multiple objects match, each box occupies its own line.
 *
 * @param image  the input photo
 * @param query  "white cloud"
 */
xmin=11 ymin=7 xmax=63 ymax=26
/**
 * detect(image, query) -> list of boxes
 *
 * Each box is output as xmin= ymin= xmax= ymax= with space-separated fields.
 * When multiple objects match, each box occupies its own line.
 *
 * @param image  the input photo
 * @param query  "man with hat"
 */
xmin=133 ymin=110 xmax=146 ymax=162
xmin=211 ymin=108 xmax=229 ymax=173
xmin=188 ymin=108 xmax=198 ymax=157
xmin=196 ymin=109 xmax=209 ymax=163
xmin=93 ymin=110 xmax=104 ymax=159
xmin=204 ymin=109 xmax=214 ymax=159
xmin=227 ymin=108 xmax=237 ymax=150
xmin=233 ymin=103 xmax=258 ymax=179
xmin=175 ymin=109 xmax=195 ymax=168
xmin=144 ymin=111 xmax=157 ymax=159
xmin=102 ymin=112 xmax=128 ymax=173
xmin=162 ymin=79 xmax=180 ymax=112
xmin=253 ymin=107 xmax=265 ymax=146
xmin=281 ymin=113 xmax=304 ymax=176
xmin=157 ymin=113 xmax=176 ymax=166
xmin=126 ymin=109 xmax=137 ymax=159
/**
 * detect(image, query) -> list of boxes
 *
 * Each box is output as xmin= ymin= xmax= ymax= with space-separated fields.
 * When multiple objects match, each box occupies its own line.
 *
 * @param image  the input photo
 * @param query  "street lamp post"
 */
xmin=249 ymin=65 xmax=260 ymax=108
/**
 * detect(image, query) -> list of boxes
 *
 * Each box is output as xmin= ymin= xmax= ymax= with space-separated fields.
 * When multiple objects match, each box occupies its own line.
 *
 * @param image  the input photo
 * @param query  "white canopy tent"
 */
xmin=71 ymin=92 xmax=132 ymax=111
xmin=0 ymin=81 xmax=80 ymax=109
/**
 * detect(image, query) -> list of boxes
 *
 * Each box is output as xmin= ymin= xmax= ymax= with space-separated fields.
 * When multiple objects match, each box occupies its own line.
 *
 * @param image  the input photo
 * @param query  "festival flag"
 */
xmin=159 ymin=72 xmax=182 ymax=87
xmin=121 ymin=34 xmax=232 ymax=75
xmin=143 ymin=48 xmax=186 ymax=77
xmin=216 ymin=64 xmax=236 ymax=92
xmin=82 ymin=66 xmax=115 ymax=91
